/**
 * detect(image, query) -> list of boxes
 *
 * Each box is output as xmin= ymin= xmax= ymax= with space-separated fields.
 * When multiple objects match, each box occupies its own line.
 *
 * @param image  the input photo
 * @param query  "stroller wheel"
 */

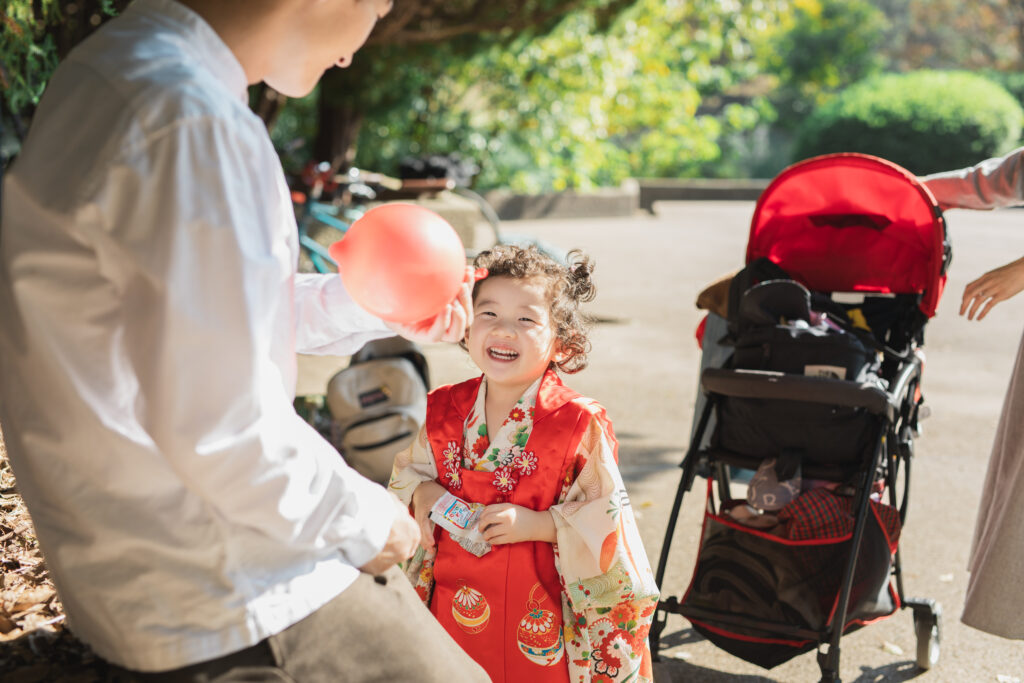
xmin=910 ymin=599 xmax=941 ymax=670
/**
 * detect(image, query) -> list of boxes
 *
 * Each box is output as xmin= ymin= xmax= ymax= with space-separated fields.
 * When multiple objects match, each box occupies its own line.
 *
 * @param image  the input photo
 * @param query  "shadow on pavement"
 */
xmin=850 ymin=661 xmax=924 ymax=682
xmin=655 ymin=658 xmax=926 ymax=683
xmin=615 ymin=436 xmax=685 ymax=486
xmin=654 ymin=658 xmax=774 ymax=682
xmin=652 ymin=625 xmax=927 ymax=683
xmin=652 ymin=625 xmax=771 ymax=683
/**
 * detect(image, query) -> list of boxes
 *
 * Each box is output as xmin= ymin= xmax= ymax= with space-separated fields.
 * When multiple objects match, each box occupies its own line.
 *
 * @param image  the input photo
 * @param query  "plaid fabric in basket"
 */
xmin=777 ymin=486 xmax=901 ymax=546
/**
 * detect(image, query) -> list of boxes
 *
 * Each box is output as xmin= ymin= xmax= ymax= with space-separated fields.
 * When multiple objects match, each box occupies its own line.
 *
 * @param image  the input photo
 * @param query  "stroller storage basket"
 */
xmin=681 ymin=496 xmax=899 ymax=669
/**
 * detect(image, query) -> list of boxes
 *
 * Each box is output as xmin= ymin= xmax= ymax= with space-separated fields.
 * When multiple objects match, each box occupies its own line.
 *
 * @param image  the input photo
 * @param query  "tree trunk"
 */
xmin=252 ymin=83 xmax=288 ymax=134
xmin=1010 ymin=0 xmax=1024 ymax=69
xmin=52 ymin=0 xmax=133 ymax=60
xmin=314 ymin=93 xmax=365 ymax=174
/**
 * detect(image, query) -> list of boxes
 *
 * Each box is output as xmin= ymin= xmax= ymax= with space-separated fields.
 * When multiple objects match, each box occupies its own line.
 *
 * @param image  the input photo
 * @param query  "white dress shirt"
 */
xmin=0 ymin=0 xmax=398 ymax=671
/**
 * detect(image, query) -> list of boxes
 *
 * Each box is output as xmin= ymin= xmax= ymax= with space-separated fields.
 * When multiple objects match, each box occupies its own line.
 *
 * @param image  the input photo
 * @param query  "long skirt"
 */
xmin=962 ymin=331 xmax=1024 ymax=639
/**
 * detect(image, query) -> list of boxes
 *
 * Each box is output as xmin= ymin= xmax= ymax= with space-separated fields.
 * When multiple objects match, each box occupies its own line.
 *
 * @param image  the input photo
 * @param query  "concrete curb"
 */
xmin=636 ymin=178 xmax=769 ymax=212
xmin=483 ymin=180 xmax=640 ymax=220
xmin=481 ymin=178 xmax=771 ymax=220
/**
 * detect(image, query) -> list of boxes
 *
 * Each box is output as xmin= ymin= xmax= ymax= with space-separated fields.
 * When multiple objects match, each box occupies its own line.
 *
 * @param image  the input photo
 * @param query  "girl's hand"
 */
xmin=478 ymin=503 xmax=556 ymax=545
xmin=411 ymin=481 xmax=447 ymax=551
xmin=961 ymin=256 xmax=1024 ymax=321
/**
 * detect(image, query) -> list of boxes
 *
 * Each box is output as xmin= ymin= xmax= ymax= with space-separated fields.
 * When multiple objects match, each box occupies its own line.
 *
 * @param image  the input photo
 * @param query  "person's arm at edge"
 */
xmin=921 ymin=147 xmax=1024 ymax=211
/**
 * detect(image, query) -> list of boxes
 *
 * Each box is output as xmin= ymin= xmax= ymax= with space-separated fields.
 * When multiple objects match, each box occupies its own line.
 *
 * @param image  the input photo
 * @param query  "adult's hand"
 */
xmin=386 ymin=266 xmax=481 ymax=343
xmin=961 ymin=256 xmax=1024 ymax=321
xmin=360 ymin=494 xmax=421 ymax=575
xmin=411 ymin=480 xmax=446 ymax=551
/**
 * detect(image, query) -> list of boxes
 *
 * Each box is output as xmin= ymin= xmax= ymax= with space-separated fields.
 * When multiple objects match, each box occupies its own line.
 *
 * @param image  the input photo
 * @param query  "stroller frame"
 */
xmin=650 ymin=153 xmax=948 ymax=682
xmin=651 ymin=360 xmax=939 ymax=681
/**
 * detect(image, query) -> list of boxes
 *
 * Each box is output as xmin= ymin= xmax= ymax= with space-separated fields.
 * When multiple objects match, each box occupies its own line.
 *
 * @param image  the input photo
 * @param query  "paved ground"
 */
xmin=299 ymin=200 xmax=1024 ymax=682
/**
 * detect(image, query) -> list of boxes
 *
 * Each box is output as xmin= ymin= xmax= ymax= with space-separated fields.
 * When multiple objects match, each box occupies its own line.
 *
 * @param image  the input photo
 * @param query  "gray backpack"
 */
xmin=325 ymin=337 xmax=429 ymax=485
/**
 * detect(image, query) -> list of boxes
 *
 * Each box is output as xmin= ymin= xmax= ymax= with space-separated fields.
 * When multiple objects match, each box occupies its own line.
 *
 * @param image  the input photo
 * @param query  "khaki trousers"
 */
xmin=109 ymin=566 xmax=490 ymax=682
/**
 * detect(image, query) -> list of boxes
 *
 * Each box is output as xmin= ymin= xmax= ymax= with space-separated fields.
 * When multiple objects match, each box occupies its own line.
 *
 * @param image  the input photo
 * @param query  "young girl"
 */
xmin=389 ymin=245 xmax=659 ymax=683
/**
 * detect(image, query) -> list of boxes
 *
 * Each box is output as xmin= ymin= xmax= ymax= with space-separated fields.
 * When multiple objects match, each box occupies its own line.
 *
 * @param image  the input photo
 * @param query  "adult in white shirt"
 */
xmin=921 ymin=149 xmax=1024 ymax=640
xmin=0 ymin=0 xmax=489 ymax=680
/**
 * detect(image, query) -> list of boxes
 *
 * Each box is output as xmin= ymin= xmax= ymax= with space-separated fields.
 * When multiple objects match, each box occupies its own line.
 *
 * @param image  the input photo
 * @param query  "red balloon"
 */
xmin=328 ymin=203 xmax=466 ymax=324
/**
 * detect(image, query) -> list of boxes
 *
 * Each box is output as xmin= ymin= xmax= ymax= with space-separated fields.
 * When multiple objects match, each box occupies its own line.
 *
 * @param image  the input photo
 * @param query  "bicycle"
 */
xmin=290 ymin=161 xmax=566 ymax=274
xmin=291 ymin=163 xmax=488 ymax=273
xmin=291 ymin=162 xmax=402 ymax=274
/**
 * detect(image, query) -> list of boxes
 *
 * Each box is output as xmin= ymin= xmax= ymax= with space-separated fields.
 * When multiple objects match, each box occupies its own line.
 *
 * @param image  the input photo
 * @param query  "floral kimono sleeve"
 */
xmin=388 ymin=425 xmax=439 ymax=506
xmin=549 ymin=413 xmax=659 ymax=683
xmin=387 ymin=426 xmax=439 ymax=604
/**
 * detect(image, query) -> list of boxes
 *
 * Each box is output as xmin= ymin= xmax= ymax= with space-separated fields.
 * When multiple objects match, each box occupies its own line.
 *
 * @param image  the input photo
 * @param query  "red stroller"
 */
xmin=650 ymin=153 xmax=950 ymax=682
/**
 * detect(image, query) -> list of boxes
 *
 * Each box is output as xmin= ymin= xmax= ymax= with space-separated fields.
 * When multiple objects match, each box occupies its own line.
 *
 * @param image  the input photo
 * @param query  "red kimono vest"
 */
xmin=425 ymin=372 xmax=604 ymax=683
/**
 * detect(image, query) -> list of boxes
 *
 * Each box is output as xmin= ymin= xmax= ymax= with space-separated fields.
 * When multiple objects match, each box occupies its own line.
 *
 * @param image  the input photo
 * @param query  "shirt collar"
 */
xmin=128 ymin=0 xmax=249 ymax=101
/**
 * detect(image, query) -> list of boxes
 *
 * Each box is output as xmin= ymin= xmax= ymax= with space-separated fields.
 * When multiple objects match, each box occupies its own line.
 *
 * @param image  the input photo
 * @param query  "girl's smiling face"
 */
xmin=466 ymin=276 xmax=560 ymax=396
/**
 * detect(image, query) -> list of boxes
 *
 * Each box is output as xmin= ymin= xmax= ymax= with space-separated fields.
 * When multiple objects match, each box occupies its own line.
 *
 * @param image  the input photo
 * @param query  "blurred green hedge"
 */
xmin=794 ymin=70 xmax=1024 ymax=174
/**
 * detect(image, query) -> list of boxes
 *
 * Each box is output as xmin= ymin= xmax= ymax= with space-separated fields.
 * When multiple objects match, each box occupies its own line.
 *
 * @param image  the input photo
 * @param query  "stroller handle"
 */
xmin=701 ymin=368 xmax=895 ymax=421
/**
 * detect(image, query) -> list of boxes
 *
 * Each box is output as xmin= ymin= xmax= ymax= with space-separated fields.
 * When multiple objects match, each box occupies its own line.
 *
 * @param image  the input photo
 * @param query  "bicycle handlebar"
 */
xmin=396 ymin=177 xmax=456 ymax=192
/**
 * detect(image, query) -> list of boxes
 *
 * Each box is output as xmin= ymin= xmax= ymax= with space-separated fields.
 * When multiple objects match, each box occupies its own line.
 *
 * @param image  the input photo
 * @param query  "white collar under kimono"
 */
xmin=462 ymin=375 xmax=542 ymax=473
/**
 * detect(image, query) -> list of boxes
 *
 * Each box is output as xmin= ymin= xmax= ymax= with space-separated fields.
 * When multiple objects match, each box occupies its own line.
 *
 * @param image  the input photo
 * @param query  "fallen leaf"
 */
xmin=882 ymin=641 xmax=904 ymax=655
xmin=11 ymin=603 xmax=45 ymax=621
xmin=996 ymin=675 xmax=1021 ymax=683
xmin=10 ymin=588 xmax=55 ymax=614
xmin=938 ymin=573 xmax=954 ymax=582
xmin=0 ymin=627 xmax=24 ymax=642
xmin=671 ymin=651 xmax=693 ymax=660
xmin=0 ymin=612 xmax=15 ymax=634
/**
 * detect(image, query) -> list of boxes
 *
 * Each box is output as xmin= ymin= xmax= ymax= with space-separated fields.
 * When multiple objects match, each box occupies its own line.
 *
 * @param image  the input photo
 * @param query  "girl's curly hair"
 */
xmin=465 ymin=244 xmax=596 ymax=373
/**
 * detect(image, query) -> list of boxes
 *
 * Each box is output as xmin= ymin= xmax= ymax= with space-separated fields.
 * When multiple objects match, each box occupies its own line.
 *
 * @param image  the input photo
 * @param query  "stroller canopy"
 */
xmin=747 ymin=153 xmax=948 ymax=318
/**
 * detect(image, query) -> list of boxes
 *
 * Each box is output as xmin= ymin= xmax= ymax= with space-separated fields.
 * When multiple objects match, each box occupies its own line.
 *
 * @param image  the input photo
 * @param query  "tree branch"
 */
xmin=368 ymin=1 xmax=589 ymax=46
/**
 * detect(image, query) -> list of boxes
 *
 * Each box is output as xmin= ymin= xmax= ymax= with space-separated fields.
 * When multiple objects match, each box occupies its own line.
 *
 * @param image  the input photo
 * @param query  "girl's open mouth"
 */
xmin=488 ymin=347 xmax=519 ymax=361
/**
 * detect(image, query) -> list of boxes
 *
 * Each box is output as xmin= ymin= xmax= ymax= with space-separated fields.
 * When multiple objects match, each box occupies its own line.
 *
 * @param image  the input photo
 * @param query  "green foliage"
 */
xmin=1 ymin=1 xmax=61 ymax=115
xmin=2 ymin=1 xmax=128 ymax=166
xmin=794 ymin=70 xmax=1024 ymax=175
xmin=757 ymin=0 xmax=888 ymax=122
xmin=980 ymin=69 xmax=1024 ymax=111
xmin=344 ymin=0 xmax=784 ymax=192
xmin=265 ymin=86 xmax=321 ymax=174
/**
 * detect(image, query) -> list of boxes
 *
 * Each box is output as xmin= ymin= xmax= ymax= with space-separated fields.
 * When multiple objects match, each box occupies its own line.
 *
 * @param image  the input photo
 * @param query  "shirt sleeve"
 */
xmin=294 ymin=273 xmax=394 ymax=355
xmin=98 ymin=114 xmax=394 ymax=568
xmin=921 ymin=147 xmax=1024 ymax=210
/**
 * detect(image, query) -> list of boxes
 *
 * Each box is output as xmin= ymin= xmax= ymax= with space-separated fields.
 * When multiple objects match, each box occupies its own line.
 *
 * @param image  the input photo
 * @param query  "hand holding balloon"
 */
xmin=386 ymin=266 xmax=474 ymax=343
xmin=329 ymin=203 xmax=476 ymax=342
